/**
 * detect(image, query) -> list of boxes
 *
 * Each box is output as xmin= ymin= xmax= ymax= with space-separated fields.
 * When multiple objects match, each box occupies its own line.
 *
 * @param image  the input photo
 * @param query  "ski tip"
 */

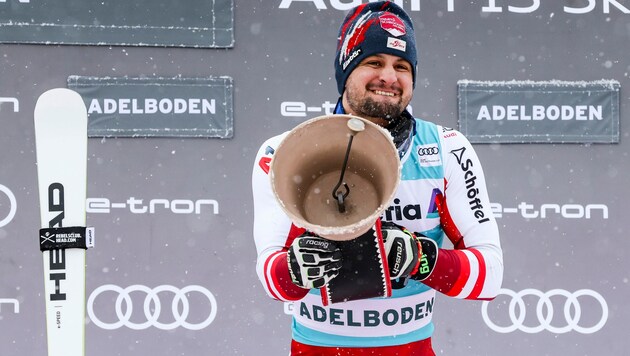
xmin=34 ymin=88 xmax=87 ymax=123
xmin=36 ymin=88 xmax=84 ymax=105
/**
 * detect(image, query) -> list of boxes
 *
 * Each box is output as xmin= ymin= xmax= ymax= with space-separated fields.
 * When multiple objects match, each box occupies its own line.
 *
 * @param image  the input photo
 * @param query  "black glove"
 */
xmin=412 ymin=232 xmax=438 ymax=281
xmin=382 ymin=222 xmax=438 ymax=281
xmin=287 ymin=233 xmax=342 ymax=289
xmin=382 ymin=222 xmax=421 ymax=280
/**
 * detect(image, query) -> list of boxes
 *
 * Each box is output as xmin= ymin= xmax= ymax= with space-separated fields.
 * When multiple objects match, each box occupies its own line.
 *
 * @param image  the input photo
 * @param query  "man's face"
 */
xmin=342 ymin=53 xmax=414 ymax=126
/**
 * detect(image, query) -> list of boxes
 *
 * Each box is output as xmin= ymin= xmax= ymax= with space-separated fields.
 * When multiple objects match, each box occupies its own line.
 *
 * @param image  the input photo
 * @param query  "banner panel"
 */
xmin=458 ymin=80 xmax=620 ymax=143
xmin=0 ymin=0 xmax=234 ymax=48
xmin=68 ymin=76 xmax=233 ymax=138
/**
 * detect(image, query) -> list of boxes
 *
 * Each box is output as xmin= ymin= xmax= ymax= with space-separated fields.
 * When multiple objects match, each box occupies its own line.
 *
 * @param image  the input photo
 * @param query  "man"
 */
xmin=252 ymin=2 xmax=503 ymax=355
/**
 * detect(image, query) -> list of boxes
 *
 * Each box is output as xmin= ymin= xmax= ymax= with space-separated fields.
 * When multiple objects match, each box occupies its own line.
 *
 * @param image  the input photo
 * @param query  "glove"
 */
xmin=287 ymin=233 xmax=343 ymax=289
xmin=412 ymin=233 xmax=438 ymax=281
xmin=382 ymin=222 xmax=438 ymax=281
xmin=382 ymin=222 xmax=421 ymax=280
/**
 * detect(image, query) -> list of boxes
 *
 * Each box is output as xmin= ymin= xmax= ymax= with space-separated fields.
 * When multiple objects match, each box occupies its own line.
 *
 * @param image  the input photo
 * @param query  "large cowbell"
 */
xmin=270 ymin=114 xmax=401 ymax=241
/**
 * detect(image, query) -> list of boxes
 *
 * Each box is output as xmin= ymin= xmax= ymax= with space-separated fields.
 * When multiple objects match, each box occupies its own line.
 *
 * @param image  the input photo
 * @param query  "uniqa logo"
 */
xmin=481 ymin=288 xmax=608 ymax=334
xmin=0 ymin=184 xmax=17 ymax=228
xmin=87 ymin=284 xmax=217 ymax=330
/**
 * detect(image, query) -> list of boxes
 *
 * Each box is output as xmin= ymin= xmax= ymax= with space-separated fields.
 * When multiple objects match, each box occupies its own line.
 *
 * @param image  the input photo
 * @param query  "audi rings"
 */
xmin=417 ymin=146 xmax=439 ymax=156
xmin=88 ymin=284 xmax=217 ymax=330
xmin=481 ymin=288 xmax=608 ymax=334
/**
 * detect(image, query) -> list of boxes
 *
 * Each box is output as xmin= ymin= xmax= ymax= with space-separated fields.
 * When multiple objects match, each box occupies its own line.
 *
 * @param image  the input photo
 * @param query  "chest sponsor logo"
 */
xmin=450 ymin=147 xmax=490 ymax=224
xmin=416 ymin=144 xmax=441 ymax=167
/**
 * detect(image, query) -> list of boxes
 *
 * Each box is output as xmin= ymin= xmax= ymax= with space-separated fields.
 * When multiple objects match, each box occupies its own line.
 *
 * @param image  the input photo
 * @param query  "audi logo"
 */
xmin=417 ymin=147 xmax=439 ymax=156
xmin=481 ymin=288 xmax=608 ymax=334
xmin=0 ymin=184 xmax=17 ymax=228
xmin=88 ymin=284 xmax=217 ymax=330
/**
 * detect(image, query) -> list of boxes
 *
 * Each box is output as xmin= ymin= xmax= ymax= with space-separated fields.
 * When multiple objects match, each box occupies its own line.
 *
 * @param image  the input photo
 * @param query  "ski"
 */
xmin=34 ymin=88 xmax=90 ymax=356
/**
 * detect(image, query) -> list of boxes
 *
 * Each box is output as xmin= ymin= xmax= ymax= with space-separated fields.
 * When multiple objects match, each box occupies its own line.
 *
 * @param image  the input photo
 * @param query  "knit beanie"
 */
xmin=335 ymin=1 xmax=418 ymax=94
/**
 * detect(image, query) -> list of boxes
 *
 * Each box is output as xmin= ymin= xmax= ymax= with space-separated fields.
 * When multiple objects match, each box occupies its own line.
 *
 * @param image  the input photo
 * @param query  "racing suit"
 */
xmin=252 ymin=105 xmax=503 ymax=354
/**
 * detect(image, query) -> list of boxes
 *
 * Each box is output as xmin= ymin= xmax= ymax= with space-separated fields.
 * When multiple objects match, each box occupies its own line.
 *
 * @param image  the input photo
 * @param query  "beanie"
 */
xmin=335 ymin=1 xmax=418 ymax=94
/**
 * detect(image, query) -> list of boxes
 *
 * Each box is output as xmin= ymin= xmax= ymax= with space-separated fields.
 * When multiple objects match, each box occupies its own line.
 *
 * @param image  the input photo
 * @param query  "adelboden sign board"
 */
xmin=68 ymin=76 xmax=233 ymax=138
xmin=457 ymin=80 xmax=620 ymax=144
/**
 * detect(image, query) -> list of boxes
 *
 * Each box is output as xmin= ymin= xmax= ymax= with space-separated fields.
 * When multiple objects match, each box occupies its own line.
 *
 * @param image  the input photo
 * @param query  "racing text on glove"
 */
xmin=287 ymin=234 xmax=343 ymax=289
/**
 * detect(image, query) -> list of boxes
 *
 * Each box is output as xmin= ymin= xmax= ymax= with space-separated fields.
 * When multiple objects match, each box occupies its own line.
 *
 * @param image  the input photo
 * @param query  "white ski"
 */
xmin=34 ymin=88 xmax=89 ymax=356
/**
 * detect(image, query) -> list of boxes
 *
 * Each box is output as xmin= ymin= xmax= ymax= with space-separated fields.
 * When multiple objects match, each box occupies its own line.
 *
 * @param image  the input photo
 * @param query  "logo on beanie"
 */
xmin=342 ymin=48 xmax=362 ymax=70
xmin=387 ymin=37 xmax=406 ymax=52
xmin=379 ymin=13 xmax=406 ymax=37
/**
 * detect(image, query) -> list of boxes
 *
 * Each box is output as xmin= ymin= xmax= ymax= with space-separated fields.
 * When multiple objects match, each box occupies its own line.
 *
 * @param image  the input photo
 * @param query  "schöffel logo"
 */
xmin=457 ymin=80 xmax=620 ymax=144
xmin=450 ymin=147 xmax=490 ymax=224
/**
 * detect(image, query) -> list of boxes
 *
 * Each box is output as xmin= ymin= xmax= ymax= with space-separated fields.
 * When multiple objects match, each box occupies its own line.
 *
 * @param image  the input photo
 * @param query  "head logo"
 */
xmin=46 ymin=183 xmax=67 ymax=301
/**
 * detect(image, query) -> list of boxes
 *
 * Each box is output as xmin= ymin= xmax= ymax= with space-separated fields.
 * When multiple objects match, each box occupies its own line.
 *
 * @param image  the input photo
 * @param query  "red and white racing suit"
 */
xmin=252 ymin=115 xmax=503 ymax=355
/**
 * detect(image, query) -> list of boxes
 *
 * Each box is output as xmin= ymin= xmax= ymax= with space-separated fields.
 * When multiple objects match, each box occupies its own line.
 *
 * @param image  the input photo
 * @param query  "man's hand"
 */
xmin=287 ymin=234 xmax=342 ymax=289
xmin=382 ymin=222 xmax=438 ymax=281
xmin=382 ymin=222 xmax=421 ymax=280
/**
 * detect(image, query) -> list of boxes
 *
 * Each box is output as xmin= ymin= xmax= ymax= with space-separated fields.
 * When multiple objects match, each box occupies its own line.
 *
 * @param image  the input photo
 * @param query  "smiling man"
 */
xmin=342 ymin=53 xmax=414 ymax=126
xmin=252 ymin=2 xmax=503 ymax=355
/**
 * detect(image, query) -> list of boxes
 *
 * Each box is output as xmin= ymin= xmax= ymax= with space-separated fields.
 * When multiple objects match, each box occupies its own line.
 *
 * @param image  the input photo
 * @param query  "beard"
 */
xmin=345 ymin=87 xmax=406 ymax=121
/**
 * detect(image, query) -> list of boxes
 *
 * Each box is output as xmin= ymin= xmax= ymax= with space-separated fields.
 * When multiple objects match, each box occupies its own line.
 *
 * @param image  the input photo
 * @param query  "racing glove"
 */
xmin=287 ymin=233 xmax=343 ymax=289
xmin=382 ymin=222 xmax=438 ymax=281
